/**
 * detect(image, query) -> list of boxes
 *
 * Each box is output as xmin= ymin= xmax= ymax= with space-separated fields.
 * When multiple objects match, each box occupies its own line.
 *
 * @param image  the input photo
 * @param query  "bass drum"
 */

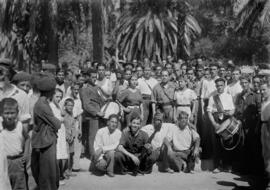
xmin=100 ymin=101 xmax=123 ymax=119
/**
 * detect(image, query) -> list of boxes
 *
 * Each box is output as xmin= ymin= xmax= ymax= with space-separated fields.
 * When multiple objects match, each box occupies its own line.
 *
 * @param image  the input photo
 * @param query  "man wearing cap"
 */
xmin=0 ymin=59 xmax=31 ymax=124
xmin=152 ymin=70 xmax=176 ymax=123
xmin=12 ymin=71 xmax=32 ymax=94
xmin=207 ymin=77 xmax=235 ymax=173
xmin=31 ymin=75 xmax=61 ymax=190
xmin=140 ymin=113 xmax=175 ymax=173
xmin=137 ymin=65 xmax=158 ymax=125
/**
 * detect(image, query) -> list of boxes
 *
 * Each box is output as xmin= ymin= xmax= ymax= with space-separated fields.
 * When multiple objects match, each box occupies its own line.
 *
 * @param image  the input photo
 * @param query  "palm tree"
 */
xmin=115 ymin=0 xmax=201 ymax=62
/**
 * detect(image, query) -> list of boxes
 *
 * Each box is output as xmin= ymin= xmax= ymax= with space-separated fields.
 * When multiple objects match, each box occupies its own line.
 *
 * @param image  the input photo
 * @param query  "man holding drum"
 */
xmin=207 ymin=77 xmax=235 ymax=173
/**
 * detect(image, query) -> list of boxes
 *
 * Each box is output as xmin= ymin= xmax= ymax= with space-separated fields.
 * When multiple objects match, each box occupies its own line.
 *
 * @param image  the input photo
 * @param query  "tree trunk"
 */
xmin=91 ymin=0 xmax=104 ymax=63
xmin=47 ymin=0 xmax=59 ymax=68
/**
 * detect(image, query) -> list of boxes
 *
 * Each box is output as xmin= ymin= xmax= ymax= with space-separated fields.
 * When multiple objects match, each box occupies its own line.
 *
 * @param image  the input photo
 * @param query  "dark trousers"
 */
xmin=94 ymin=151 xmax=115 ymax=174
xmin=114 ymin=151 xmax=142 ymax=174
xmin=142 ymin=98 xmax=152 ymax=126
xmin=140 ymin=148 xmax=162 ymax=173
xmin=31 ymin=141 xmax=59 ymax=190
xmin=8 ymin=157 xmax=28 ymax=190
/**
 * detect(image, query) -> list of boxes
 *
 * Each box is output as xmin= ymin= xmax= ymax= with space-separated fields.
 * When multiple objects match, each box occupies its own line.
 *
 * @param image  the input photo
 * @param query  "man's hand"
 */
xmin=124 ymin=108 xmax=131 ymax=113
xmin=144 ymin=143 xmax=152 ymax=150
xmin=20 ymin=156 xmax=28 ymax=167
xmin=93 ymin=148 xmax=103 ymax=161
xmin=192 ymin=147 xmax=200 ymax=158
xmin=131 ymin=155 xmax=140 ymax=166
xmin=96 ymin=112 xmax=105 ymax=118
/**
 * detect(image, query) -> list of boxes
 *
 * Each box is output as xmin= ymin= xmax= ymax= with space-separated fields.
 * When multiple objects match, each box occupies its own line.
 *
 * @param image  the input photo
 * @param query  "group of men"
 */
xmin=1 ymin=56 xmax=270 ymax=190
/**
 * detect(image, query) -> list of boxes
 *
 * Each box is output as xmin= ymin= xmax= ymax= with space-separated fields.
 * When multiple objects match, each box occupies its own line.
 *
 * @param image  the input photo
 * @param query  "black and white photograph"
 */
xmin=0 ymin=0 xmax=270 ymax=189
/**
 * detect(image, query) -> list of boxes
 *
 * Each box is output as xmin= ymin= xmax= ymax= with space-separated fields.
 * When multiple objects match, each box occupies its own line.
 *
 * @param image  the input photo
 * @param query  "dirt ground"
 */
xmin=57 ymin=158 xmax=261 ymax=190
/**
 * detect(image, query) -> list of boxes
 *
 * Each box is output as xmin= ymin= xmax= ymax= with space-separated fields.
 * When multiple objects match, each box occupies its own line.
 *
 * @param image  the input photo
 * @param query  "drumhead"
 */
xmin=216 ymin=118 xmax=231 ymax=134
xmin=101 ymin=102 xmax=120 ymax=119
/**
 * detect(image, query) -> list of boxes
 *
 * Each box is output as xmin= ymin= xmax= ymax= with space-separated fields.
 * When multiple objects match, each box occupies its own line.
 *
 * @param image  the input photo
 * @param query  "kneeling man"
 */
xmin=115 ymin=113 xmax=149 ymax=176
xmin=164 ymin=111 xmax=200 ymax=173
xmin=93 ymin=114 xmax=122 ymax=177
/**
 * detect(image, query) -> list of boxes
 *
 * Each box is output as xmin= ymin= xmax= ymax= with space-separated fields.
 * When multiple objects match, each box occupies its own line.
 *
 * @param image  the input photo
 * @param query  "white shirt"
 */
xmin=94 ymin=127 xmax=122 ymax=160
xmin=141 ymin=123 xmax=174 ymax=150
xmin=169 ymin=125 xmax=200 ymax=151
xmin=137 ymin=77 xmax=158 ymax=95
xmin=207 ymin=91 xmax=235 ymax=113
xmin=1 ymin=121 xmax=24 ymax=156
xmin=201 ymin=78 xmax=218 ymax=99
xmin=0 ymin=85 xmax=31 ymax=122
xmin=96 ymin=78 xmax=114 ymax=97
xmin=227 ymin=81 xmax=242 ymax=102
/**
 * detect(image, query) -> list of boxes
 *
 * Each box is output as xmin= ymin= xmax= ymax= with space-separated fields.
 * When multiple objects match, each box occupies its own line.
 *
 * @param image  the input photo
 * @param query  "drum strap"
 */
xmin=213 ymin=95 xmax=224 ymax=113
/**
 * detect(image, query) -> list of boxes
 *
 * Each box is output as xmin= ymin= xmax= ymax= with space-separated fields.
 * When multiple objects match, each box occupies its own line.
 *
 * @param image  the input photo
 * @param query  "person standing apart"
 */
xmin=31 ymin=75 xmax=61 ymax=190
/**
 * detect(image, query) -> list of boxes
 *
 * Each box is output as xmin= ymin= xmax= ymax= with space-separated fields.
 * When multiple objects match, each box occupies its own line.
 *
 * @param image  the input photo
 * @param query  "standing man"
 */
xmin=31 ymin=75 xmax=61 ymax=190
xmin=80 ymin=69 xmax=106 ymax=163
xmin=207 ymin=78 xmax=235 ymax=172
xmin=152 ymin=70 xmax=176 ymax=123
xmin=227 ymin=68 xmax=243 ymax=103
xmin=234 ymin=76 xmax=262 ymax=174
xmin=137 ymin=65 xmax=158 ymax=125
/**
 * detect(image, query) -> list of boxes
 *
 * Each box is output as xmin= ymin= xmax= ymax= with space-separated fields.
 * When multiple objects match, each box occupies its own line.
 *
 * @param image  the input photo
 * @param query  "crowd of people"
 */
xmin=0 ymin=57 xmax=270 ymax=190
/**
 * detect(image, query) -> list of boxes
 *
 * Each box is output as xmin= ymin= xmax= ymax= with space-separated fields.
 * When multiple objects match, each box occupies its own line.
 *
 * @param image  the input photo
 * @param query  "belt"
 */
xmin=157 ymin=102 xmax=173 ymax=106
xmin=262 ymin=121 xmax=268 ymax=124
xmin=177 ymin=104 xmax=191 ymax=107
xmin=7 ymin=154 xmax=23 ymax=160
xmin=127 ymin=105 xmax=140 ymax=109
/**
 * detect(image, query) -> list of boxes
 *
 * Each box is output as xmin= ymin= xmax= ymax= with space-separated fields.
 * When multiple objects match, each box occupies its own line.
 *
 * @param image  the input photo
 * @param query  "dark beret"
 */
xmin=36 ymin=75 xmax=57 ymax=92
xmin=12 ymin=72 xmax=31 ymax=83
xmin=215 ymin=77 xmax=226 ymax=84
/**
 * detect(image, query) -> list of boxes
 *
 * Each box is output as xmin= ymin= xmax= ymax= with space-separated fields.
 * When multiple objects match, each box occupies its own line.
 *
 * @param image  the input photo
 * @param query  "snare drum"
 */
xmin=216 ymin=117 xmax=242 ymax=141
xmin=100 ymin=102 xmax=122 ymax=119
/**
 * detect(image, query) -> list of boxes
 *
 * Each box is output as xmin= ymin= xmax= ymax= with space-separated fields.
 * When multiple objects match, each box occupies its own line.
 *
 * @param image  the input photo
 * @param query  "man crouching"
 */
xmin=163 ymin=111 xmax=200 ymax=173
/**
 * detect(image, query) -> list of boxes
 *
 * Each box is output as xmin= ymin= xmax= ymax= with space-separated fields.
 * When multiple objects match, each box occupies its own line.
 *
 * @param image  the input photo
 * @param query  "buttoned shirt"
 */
xmin=119 ymin=128 xmax=149 ymax=155
xmin=207 ymin=91 xmax=235 ymax=113
xmin=152 ymin=82 xmax=176 ymax=105
xmin=141 ymin=123 xmax=174 ymax=150
xmin=169 ymin=125 xmax=200 ymax=151
xmin=94 ymin=127 xmax=122 ymax=160
xmin=137 ymin=77 xmax=158 ymax=95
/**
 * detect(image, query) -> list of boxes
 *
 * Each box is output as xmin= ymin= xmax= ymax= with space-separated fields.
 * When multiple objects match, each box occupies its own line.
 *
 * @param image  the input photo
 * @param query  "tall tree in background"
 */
xmin=91 ymin=0 xmax=104 ymax=63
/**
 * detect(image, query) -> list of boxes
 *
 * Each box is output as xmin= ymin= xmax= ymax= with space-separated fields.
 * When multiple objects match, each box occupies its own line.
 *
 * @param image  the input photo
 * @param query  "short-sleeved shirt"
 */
xmin=119 ymin=128 xmax=149 ymax=154
xmin=152 ymin=82 xmax=176 ymax=105
xmin=117 ymin=88 xmax=143 ymax=107
xmin=137 ymin=77 xmax=158 ymax=95
xmin=169 ymin=125 xmax=200 ymax=151
xmin=201 ymin=77 xmax=219 ymax=99
xmin=207 ymin=92 xmax=235 ymax=113
xmin=141 ymin=123 xmax=174 ymax=150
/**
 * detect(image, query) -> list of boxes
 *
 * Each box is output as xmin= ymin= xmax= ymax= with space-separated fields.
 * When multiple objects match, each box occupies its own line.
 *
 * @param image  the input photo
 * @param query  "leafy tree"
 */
xmin=115 ymin=0 xmax=201 ymax=62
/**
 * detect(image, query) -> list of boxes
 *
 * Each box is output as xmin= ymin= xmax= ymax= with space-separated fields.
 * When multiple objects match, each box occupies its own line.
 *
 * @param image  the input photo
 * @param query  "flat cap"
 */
xmin=36 ymin=75 xmax=57 ymax=92
xmin=12 ymin=72 xmax=31 ymax=83
xmin=0 ymin=58 xmax=11 ymax=68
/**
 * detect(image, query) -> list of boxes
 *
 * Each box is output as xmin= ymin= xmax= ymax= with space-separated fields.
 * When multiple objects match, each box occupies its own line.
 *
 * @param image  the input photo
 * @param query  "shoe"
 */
xmin=72 ymin=169 xmax=81 ymax=172
xmin=212 ymin=168 xmax=222 ymax=174
xmin=59 ymin=180 xmax=66 ymax=186
xmin=107 ymin=172 xmax=115 ymax=177
xmin=164 ymin=168 xmax=174 ymax=174
xmin=69 ymin=173 xmax=77 ymax=177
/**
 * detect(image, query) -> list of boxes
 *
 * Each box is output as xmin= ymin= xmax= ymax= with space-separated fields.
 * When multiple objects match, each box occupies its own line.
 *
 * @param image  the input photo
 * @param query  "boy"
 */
xmin=63 ymin=98 xmax=77 ymax=177
xmin=1 ymin=98 xmax=30 ymax=190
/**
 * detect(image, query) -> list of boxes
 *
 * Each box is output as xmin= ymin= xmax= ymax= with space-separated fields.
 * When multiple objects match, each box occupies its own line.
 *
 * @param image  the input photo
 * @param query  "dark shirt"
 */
xmin=80 ymin=84 xmax=105 ymax=118
xmin=120 ymin=128 xmax=149 ymax=155
xmin=32 ymin=96 xmax=61 ymax=149
xmin=235 ymin=90 xmax=261 ymax=129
